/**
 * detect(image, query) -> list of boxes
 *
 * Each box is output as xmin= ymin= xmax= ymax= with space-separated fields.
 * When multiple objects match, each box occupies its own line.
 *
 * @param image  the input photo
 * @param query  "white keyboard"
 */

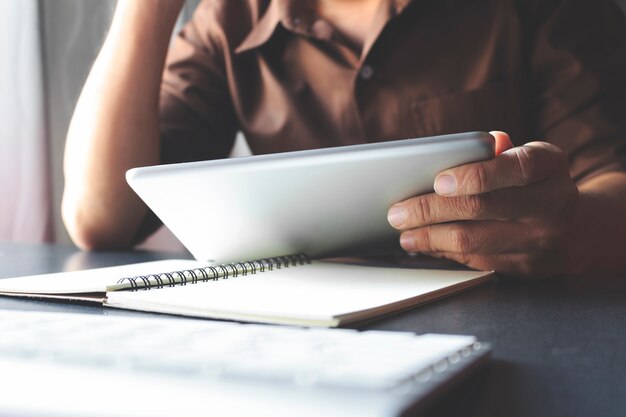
xmin=0 ymin=310 xmax=489 ymax=417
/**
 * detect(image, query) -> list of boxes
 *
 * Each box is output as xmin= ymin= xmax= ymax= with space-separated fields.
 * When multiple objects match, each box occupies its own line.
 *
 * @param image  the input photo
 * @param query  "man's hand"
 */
xmin=387 ymin=131 xmax=581 ymax=278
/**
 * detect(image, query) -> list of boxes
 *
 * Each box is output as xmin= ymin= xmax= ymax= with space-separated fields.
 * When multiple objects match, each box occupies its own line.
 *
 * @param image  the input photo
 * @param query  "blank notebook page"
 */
xmin=106 ymin=262 xmax=489 ymax=325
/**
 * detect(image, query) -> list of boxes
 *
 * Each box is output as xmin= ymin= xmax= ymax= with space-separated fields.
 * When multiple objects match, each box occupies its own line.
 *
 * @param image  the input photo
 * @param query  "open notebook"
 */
xmin=0 ymin=256 xmax=491 ymax=327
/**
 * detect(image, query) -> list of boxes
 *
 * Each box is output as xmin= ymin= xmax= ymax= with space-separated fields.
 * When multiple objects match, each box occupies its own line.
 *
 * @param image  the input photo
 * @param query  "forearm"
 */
xmin=62 ymin=0 xmax=184 ymax=249
xmin=570 ymin=171 xmax=626 ymax=274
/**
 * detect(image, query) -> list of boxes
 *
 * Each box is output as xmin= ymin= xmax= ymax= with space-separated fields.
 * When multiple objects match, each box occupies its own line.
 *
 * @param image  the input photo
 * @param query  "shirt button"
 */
xmin=360 ymin=65 xmax=374 ymax=80
xmin=312 ymin=19 xmax=332 ymax=38
xmin=293 ymin=17 xmax=301 ymax=26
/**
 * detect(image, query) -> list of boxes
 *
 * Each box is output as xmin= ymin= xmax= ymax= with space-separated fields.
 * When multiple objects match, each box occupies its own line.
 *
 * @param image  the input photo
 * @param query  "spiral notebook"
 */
xmin=0 ymin=256 xmax=491 ymax=327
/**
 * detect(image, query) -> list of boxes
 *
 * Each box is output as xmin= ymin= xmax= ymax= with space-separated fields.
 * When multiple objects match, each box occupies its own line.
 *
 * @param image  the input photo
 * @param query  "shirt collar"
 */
xmin=235 ymin=0 xmax=415 ymax=54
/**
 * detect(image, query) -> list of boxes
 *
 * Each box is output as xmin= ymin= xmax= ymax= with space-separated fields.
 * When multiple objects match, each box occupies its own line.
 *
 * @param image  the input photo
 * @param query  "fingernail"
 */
xmin=387 ymin=206 xmax=404 ymax=228
xmin=400 ymin=233 xmax=415 ymax=251
xmin=434 ymin=174 xmax=456 ymax=195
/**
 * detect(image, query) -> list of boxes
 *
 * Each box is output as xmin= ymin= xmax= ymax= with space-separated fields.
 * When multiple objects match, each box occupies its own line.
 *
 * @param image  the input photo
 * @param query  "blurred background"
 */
xmin=1 ymin=0 xmax=625 ymax=251
xmin=0 ymin=0 xmax=201 ymax=252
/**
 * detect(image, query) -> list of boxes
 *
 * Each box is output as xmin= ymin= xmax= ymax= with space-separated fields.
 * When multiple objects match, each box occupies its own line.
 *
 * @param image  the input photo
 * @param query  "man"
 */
xmin=62 ymin=0 xmax=626 ymax=278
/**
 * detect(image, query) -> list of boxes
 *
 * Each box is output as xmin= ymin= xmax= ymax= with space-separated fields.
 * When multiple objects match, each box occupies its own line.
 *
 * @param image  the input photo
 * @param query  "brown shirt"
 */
xmin=160 ymin=0 xmax=626 ymax=183
xmin=144 ymin=0 xmax=626 ymax=241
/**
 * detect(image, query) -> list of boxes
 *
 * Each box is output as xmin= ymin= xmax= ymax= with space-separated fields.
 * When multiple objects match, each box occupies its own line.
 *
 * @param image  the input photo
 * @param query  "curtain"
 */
xmin=0 ymin=0 xmax=198 ymax=250
xmin=0 ymin=0 xmax=52 ymax=242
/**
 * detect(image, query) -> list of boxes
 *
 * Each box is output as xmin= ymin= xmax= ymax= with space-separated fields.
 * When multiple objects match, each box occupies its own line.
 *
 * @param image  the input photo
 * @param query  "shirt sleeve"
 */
xmin=528 ymin=0 xmax=626 ymax=183
xmin=159 ymin=2 xmax=239 ymax=165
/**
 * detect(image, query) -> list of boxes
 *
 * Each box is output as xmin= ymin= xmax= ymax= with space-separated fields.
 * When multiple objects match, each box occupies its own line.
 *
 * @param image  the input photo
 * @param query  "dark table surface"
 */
xmin=1 ymin=241 xmax=625 ymax=417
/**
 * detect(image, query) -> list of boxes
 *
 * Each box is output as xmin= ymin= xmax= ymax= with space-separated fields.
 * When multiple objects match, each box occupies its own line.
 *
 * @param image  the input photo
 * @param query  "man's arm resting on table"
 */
xmin=62 ymin=0 xmax=183 ymax=250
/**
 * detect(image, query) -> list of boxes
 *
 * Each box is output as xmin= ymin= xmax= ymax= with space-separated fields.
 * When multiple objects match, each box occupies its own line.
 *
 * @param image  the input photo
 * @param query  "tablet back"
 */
xmin=127 ymin=132 xmax=494 ymax=263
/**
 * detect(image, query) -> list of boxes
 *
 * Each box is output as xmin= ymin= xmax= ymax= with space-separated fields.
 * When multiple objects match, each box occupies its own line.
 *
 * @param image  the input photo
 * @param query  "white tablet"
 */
xmin=127 ymin=131 xmax=494 ymax=263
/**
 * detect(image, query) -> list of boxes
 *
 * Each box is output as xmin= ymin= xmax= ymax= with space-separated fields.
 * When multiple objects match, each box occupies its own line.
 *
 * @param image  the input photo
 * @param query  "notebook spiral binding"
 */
xmin=117 ymin=254 xmax=311 ymax=291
